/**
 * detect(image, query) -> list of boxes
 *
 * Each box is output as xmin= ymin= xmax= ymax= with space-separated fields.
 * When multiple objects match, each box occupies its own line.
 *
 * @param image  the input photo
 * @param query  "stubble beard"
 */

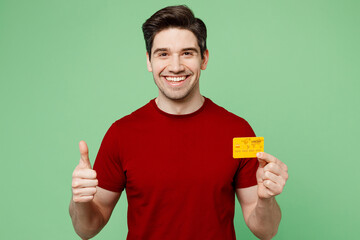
xmin=154 ymin=75 xmax=199 ymax=101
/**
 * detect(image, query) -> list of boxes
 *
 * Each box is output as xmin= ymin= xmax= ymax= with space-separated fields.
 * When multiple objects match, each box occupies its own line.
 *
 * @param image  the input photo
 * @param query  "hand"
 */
xmin=256 ymin=152 xmax=288 ymax=199
xmin=72 ymin=141 xmax=98 ymax=203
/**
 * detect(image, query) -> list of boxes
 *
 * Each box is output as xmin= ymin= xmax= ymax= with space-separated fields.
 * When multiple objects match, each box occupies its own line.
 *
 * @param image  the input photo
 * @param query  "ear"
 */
xmin=200 ymin=49 xmax=209 ymax=70
xmin=146 ymin=52 xmax=152 ymax=72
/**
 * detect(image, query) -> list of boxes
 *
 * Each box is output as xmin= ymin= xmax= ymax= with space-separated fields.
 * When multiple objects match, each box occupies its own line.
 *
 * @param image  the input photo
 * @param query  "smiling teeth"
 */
xmin=165 ymin=76 xmax=186 ymax=81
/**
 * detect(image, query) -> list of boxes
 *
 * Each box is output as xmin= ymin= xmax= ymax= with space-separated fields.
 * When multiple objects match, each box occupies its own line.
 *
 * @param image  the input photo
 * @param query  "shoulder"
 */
xmin=113 ymin=99 xmax=154 ymax=125
xmin=205 ymin=98 xmax=253 ymax=128
xmin=98 ymin=100 xmax=155 ymax=144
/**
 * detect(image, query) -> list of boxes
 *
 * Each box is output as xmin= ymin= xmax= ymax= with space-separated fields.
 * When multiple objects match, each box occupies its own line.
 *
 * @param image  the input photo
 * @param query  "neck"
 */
xmin=155 ymin=93 xmax=205 ymax=115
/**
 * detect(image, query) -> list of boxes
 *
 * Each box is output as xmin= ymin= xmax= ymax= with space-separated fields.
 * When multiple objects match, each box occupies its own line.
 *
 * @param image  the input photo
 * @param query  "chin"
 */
xmin=161 ymin=90 xmax=192 ymax=101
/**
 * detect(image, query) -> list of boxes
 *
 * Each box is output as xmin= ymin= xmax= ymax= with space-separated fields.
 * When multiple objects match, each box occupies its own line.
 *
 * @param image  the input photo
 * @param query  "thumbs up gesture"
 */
xmin=72 ymin=141 xmax=98 ymax=203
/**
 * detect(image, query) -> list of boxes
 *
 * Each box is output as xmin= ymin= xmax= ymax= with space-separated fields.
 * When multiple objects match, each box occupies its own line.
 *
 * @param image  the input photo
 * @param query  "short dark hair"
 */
xmin=142 ymin=5 xmax=207 ymax=60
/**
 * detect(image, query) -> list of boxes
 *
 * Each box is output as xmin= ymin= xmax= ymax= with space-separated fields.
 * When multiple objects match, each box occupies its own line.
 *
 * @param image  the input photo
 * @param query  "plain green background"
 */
xmin=1 ymin=0 xmax=359 ymax=239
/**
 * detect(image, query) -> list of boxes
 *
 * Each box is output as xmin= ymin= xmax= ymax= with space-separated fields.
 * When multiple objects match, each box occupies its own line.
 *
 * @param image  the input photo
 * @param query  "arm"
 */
xmin=69 ymin=141 xmax=121 ymax=239
xmin=236 ymin=152 xmax=288 ymax=240
xmin=236 ymin=186 xmax=281 ymax=240
xmin=69 ymin=187 xmax=121 ymax=239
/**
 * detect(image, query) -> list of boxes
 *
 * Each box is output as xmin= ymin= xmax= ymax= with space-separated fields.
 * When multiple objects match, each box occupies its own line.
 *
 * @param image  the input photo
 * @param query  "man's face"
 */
xmin=147 ymin=28 xmax=209 ymax=101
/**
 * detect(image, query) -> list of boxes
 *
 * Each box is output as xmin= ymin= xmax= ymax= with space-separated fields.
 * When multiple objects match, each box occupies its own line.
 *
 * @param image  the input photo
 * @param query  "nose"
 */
xmin=168 ymin=55 xmax=185 ymax=73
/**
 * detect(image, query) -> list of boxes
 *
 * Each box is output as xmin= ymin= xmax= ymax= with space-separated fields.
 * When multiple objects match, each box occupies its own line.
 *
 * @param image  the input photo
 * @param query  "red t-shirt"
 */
xmin=93 ymin=97 xmax=258 ymax=240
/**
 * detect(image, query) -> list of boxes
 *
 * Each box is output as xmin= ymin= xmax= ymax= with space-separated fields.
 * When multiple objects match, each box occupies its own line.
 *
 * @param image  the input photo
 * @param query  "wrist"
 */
xmin=257 ymin=196 xmax=276 ymax=207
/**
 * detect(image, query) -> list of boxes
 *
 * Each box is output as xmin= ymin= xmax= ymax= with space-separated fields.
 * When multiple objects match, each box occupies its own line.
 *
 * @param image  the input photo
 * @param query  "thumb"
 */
xmin=257 ymin=153 xmax=267 ymax=168
xmin=79 ymin=140 xmax=91 ymax=169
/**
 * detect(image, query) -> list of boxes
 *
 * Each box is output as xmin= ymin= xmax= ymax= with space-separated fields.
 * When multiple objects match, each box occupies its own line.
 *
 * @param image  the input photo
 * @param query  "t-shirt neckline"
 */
xmin=150 ymin=97 xmax=209 ymax=119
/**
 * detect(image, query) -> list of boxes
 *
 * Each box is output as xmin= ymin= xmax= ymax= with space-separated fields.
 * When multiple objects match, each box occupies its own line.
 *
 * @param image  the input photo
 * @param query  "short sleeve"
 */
xmin=234 ymin=157 xmax=259 ymax=188
xmin=233 ymin=118 xmax=259 ymax=189
xmin=93 ymin=123 xmax=126 ymax=192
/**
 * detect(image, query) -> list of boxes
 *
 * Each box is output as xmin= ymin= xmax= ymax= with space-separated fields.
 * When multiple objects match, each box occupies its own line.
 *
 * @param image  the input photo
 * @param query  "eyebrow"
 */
xmin=182 ymin=48 xmax=199 ymax=53
xmin=152 ymin=47 xmax=199 ymax=55
xmin=152 ymin=48 xmax=169 ymax=55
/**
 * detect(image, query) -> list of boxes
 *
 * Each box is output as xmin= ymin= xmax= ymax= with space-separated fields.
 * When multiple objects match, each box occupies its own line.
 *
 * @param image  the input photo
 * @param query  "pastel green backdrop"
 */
xmin=1 ymin=0 xmax=359 ymax=239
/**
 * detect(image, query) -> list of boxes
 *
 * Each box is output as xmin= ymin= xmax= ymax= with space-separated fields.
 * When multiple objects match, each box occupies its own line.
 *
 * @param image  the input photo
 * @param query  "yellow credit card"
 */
xmin=233 ymin=137 xmax=264 ymax=158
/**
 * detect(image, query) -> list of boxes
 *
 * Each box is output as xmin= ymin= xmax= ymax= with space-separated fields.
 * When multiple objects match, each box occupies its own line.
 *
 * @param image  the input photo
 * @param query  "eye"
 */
xmin=159 ymin=52 xmax=167 ymax=57
xmin=183 ymin=51 xmax=193 ymax=56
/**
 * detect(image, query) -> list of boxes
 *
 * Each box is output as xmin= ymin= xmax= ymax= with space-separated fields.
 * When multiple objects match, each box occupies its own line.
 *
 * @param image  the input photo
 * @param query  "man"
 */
xmin=69 ymin=5 xmax=288 ymax=240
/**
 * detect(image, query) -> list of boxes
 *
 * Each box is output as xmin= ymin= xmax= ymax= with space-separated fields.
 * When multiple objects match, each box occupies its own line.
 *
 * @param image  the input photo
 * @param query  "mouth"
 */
xmin=165 ymin=76 xmax=187 ymax=81
xmin=162 ymin=75 xmax=190 ymax=86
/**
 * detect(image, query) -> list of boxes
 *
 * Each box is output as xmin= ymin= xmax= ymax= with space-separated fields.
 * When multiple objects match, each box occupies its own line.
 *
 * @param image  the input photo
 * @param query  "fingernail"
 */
xmin=257 ymin=152 xmax=261 ymax=158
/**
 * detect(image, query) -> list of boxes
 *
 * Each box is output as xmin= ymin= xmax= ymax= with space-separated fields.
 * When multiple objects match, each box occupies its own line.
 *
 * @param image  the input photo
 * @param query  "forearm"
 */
xmin=69 ymin=199 xmax=106 ymax=239
xmin=246 ymin=197 xmax=281 ymax=240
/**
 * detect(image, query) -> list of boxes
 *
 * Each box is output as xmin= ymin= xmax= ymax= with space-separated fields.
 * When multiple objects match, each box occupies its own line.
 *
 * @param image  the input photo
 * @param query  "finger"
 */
xmin=256 ymin=152 xmax=278 ymax=164
xmin=73 ymin=168 xmax=97 ymax=179
xmin=263 ymin=170 xmax=286 ymax=188
xmin=265 ymin=188 xmax=276 ymax=198
xmin=263 ymin=162 xmax=283 ymax=176
xmin=79 ymin=140 xmax=91 ymax=168
xmin=257 ymin=152 xmax=288 ymax=172
xmin=72 ymin=178 xmax=98 ymax=188
xmin=73 ymin=195 xmax=94 ymax=203
xmin=280 ymin=161 xmax=288 ymax=173
xmin=263 ymin=164 xmax=288 ymax=186
xmin=263 ymin=180 xmax=282 ymax=195
xmin=72 ymin=187 xmax=97 ymax=197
